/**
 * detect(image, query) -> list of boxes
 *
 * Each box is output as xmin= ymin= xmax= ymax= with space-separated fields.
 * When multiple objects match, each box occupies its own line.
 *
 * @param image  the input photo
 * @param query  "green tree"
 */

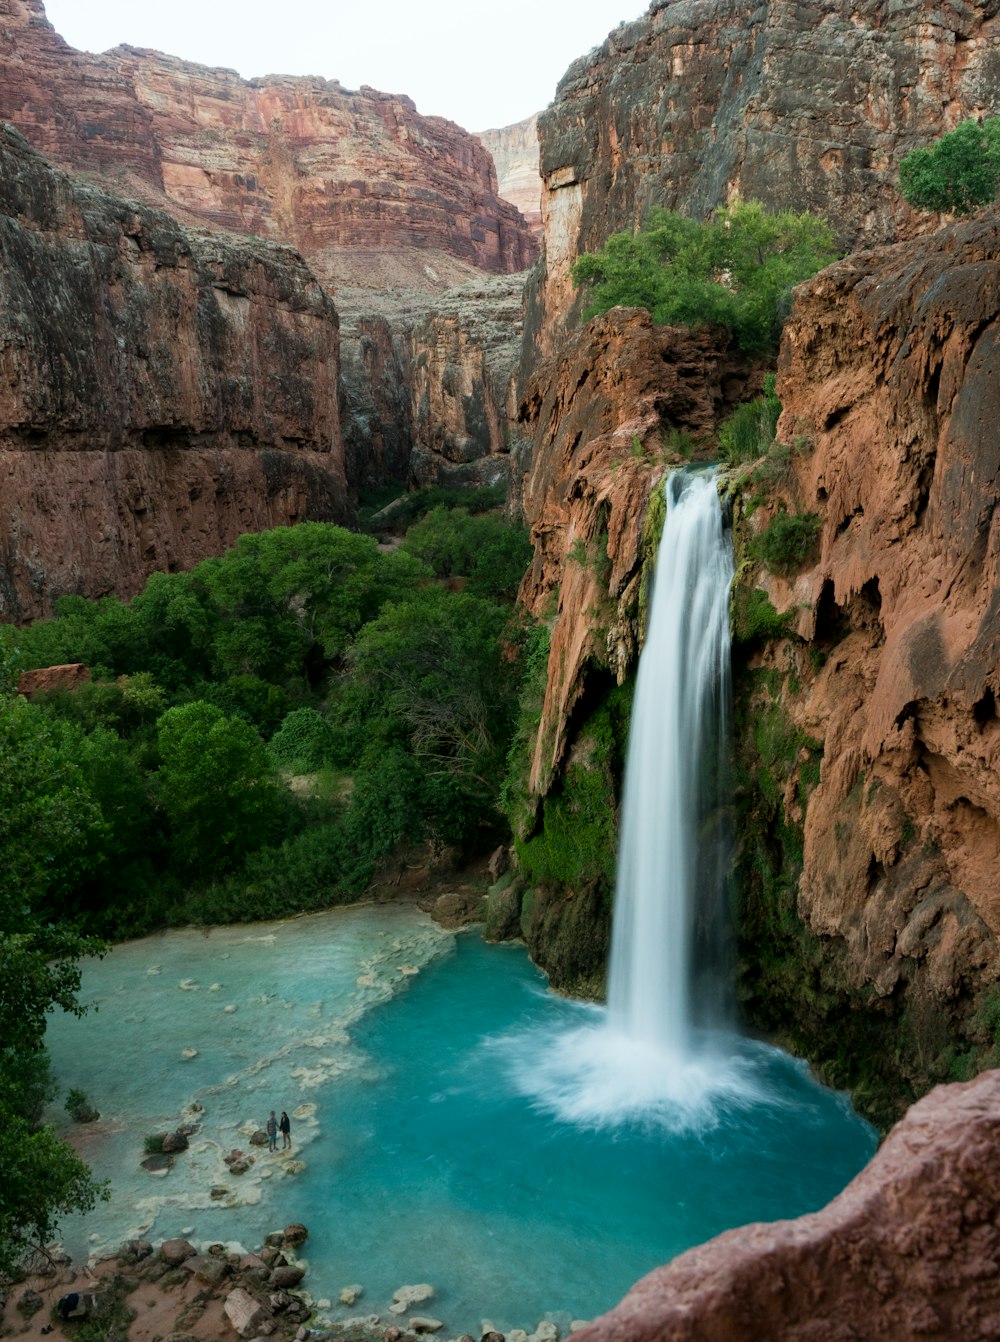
xmin=899 ymin=118 xmax=1000 ymax=216
xmin=572 ymin=200 xmax=838 ymax=353
xmin=154 ymin=701 xmax=285 ymax=875
xmin=0 ymin=657 xmax=107 ymax=1276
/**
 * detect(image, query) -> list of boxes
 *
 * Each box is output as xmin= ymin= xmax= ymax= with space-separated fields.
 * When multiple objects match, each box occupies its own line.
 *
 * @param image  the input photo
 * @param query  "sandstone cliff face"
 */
xmin=0 ymin=125 xmax=348 ymax=620
xmin=477 ymin=116 xmax=543 ymax=235
xmin=531 ymin=0 xmax=1000 ymax=356
xmin=575 ymin=1069 xmax=1000 ymax=1342
xmin=731 ymin=203 xmax=1000 ymax=1098
xmin=517 ymin=308 xmax=753 ymax=795
xmin=0 ymin=0 xmax=539 ymax=291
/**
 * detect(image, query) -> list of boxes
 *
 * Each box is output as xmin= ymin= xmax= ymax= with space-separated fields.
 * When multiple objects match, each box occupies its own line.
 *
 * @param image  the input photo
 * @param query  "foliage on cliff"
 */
xmin=571 ymin=201 xmax=838 ymax=353
xmin=3 ymin=504 xmax=532 ymax=936
xmin=899 ymin=117 xmax=1000 ymax=216
xmin=0 ymin=649 xmax=108 ymax=1278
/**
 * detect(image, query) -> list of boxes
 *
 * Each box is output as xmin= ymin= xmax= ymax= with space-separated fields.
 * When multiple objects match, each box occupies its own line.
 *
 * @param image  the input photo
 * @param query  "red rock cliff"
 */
xmin=0 ymin=0 xmax=539 ymax=292
xmin=733 ymin=204 xmax=1000 ymax=1090
xmin=0 ymin=125 xmax=348 ymax=620
xmin=477 ymin=116 xmax=542 ymax=236
xmin=531 ymin=0 xmax=1000 ymax=355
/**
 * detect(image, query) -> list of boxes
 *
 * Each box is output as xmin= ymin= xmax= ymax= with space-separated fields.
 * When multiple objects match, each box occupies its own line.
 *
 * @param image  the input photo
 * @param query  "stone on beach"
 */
xmin=338 ymin=1285 xmax=363 ymax=1306
xmin=224 ymin=1287 xmax=274 ymax=1339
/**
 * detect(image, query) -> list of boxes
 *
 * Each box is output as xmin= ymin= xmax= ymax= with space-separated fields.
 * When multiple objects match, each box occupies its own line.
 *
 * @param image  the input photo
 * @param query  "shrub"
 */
xmin=752 ymin=511 xmax=822 ymax=576
xmin=718 ymin=374 xmax=782 ymax=463
xmin=65 ymin=1088 xmax=99 ymax=1123
xmin=899 ymin=117 xmax=1000 ymax=216
xmin=572 ymin=201 xmax=838 ymax=353
xmin=143 ymin=1133 xmax=167 ymax=1155
xmin=731 ymin=588 xmax=795 ymax=644
xmin=268 ymin=707 xmax=338 ymax=773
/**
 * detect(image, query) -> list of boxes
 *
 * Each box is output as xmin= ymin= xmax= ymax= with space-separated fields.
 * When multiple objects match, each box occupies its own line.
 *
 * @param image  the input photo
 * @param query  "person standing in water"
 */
xmin=279 ymin=1110 xmax=291 ymax=1150
xmin=266 ymin=1110 xmax=278 ymax=1152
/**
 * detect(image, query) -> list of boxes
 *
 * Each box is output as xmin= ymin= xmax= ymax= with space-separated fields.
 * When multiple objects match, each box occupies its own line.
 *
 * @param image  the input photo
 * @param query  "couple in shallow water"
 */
xmin=266 ymin=1109 xmax=291 ymax=1151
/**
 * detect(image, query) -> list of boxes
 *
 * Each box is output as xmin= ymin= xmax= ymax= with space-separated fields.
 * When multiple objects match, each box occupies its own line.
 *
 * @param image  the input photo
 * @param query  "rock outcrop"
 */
xmin=477 ymin=116 xmax=542 ymax=235
xmin=732 ymin=202 xmax=1000 ymax=1105
xmin=530 ymin=0 xmax=1000 ymax=356
xmin=517 ymin=307 xmax=754 ymax=793
xmin=0 ymin=124 xmax=347 ymax=619
xmin=574 ymin=1069 xmax=1000 ymax=1342
xmin=0 ymin=0 xmax=539 ymax=291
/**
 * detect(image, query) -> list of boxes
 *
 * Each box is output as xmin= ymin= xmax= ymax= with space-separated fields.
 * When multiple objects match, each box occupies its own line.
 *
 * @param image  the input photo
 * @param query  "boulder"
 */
xmin=239 ymin=1255 xmax=269 ymax=1275
xmin=141 ymin=1153 xmax=173 ymax=1174
xmin=339 ymin=1285 xmax=363 ymax=1306
xmin=249 ymin=1131 xmax=270 ymax=1147
xmin=410 ymin=1318 xmax=444 ymax=1333
xmin=188 ymin=1255 xmax=232 ymax=1287
xmin=224 ymin=1288 xmax=273 ymax=1339
xmin=268 ymin=1265 xmax=305 ymax=1290
xmin=282 ymin=1223 xmax=309 ymax=1247
xmin=161 ymin=1130 xmax=189 ymax=1154
xmin=159 ymin=1238 xmax=196 ymax=1267
xmin=224 ymin=1150 xmax=254 ymax=1175
xmin=535 ymin=1325 xmax=559 ymax=1342
xmin=120 ymin=1239 xmax=154 ymax=1263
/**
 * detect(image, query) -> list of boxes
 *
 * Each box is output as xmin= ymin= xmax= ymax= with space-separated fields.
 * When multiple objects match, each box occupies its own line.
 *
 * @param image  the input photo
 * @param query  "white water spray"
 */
xmin=607 ymin=469 xmax=734 ymax=1062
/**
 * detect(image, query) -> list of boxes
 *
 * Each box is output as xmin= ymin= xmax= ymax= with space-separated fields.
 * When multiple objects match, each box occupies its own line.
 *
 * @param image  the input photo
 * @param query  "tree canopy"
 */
xmin=571 ymin=200 xmax=839 ymax=353
xmin=899 ymin=117 xmax=1000 ymax=216
xmin=0 ymin=652 xmax=107 ymax=1278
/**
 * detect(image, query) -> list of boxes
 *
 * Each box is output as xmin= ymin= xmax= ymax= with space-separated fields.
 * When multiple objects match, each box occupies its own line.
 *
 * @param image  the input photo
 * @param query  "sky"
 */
xmin=41 ymin=0 xmax=646 ymax=132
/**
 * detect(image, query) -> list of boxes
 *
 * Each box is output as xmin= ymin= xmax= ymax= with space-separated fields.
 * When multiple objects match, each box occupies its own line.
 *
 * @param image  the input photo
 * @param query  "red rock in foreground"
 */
xmin=575 ymin=1069 xmax=1000 ymax=1342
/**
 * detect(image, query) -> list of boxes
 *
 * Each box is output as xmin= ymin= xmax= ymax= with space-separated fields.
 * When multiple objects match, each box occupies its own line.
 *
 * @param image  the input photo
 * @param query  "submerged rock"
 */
xmin=389 ymin=1283 xmax=435 ymax=1314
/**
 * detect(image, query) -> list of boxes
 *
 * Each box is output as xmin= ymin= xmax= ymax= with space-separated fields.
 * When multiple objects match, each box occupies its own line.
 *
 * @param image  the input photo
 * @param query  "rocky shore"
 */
xmin=0 ymin=1222 xmax=582 ymax=1342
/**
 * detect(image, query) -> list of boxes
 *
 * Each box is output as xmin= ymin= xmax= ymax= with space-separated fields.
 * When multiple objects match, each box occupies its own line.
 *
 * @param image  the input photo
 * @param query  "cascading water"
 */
xmin=504 ymin=467 xmax=770 ymax=1128
xmin=607 ymin=468 xmax=734 ymax=1061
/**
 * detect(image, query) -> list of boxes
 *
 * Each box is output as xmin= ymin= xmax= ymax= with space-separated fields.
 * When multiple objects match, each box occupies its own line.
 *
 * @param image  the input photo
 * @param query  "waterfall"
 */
xmin=502 ymin=468 xmax=765 ymax=1129
xmin=607 ymin=469 xmax=734 ymax=1061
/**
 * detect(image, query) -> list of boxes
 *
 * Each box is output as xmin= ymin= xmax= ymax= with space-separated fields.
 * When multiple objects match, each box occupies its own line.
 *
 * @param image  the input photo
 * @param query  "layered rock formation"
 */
xmin=0 ymin=124 xmax=347 ymax=620
xmin=530 ymin=0 xmax=1000 ymax=356
xmin=0 ymin=0 xmax=538 ymax=291
xmin=731 ymin=202 xmax=1000 ymax=1106
xmin=575 ymin=1069 xmax=1000 ymax=1342
xmin=477 ymin=116 xmax=543 ymax=235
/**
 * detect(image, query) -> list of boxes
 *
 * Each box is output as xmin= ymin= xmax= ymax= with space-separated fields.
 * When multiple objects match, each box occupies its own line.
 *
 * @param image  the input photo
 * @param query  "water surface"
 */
xmin=46 ymin=908 xmax=876 ymax=1336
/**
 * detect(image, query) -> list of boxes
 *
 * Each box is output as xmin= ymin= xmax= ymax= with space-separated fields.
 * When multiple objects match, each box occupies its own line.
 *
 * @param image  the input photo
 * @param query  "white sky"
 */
xmin=41 ymin=1 xmax=645 ymax=132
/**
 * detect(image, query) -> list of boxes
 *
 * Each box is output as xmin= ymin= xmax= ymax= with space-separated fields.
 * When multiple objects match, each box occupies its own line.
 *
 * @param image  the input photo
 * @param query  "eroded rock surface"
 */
xmin=531 ymin=0 xmax=1000 ymax=355
xmin=575 ymin=1069 xmax=1000 ymax=1342
xmin=0 ymin=124 xmax=347 ymax=619
xmin=517 ymin=307 xmax=753 ymax=793
xmin=736 ymin=205 xmax=1000 ymax=1080
xmin=477 ymin=116 xmax=542 ymax=235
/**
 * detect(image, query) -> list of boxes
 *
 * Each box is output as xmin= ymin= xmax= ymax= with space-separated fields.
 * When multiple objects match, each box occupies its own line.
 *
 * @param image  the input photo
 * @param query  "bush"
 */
xmin=752 ymin=511 xmax=822 ymax=576
xmin=572 ymin=201 xmax=838 ymax=353
xmin=65 ymin=1088 xmax=99 ymax=1123
xmin=731 ymin=588 xmax=795 ymax=644
xmin=143 ymin=1133 xmax=167 ymax=1155
xmin=268 ymin=707 xmax=338 ymax=773
xmin=900 ymin=117 xmax=1000 ymax=216
xmin=718 ymin=375 xmax=782 ymax=463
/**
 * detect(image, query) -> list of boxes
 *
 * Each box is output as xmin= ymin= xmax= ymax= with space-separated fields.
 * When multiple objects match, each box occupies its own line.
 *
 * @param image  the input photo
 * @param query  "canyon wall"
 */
xmin=530 ymin=0 xmax=1000 ymax=356
xmin=477 ymin=116 xmax=543 ymax=235
xmin=0 ymin=125 xmax=347 ymax=621
xmin=0 ymin=0 xmax=539 ymax=292
xmin=728 ymin=203 xmax=1000 ymax=1116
